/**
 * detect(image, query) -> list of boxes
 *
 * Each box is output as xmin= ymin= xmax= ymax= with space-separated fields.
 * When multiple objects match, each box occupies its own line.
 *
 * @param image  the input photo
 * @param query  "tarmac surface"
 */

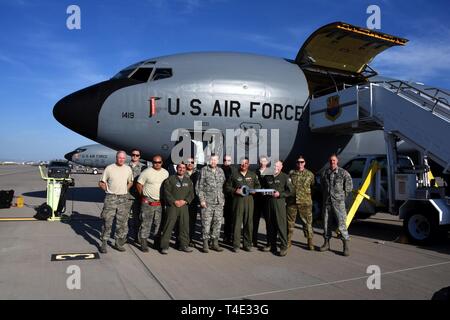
xmin=0 ymin=165 xmax=449 ymax=300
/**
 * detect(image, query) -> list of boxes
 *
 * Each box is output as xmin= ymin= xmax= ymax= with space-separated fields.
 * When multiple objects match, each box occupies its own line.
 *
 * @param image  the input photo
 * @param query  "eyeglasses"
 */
xmin=153 ymin=161 xmax=162 ymax=164
xmin=132 ymin=154 xmax=140 ymax=157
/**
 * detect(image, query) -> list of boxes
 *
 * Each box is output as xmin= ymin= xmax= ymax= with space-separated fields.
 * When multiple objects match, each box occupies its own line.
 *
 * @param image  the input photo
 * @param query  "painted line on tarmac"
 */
xmin=0 ymin=217 xmax=38 ymax=221
xmin=222 ymin=260 xmax=450 ymax=300
xmin=127 ymin=244 xmax=176 ymax=300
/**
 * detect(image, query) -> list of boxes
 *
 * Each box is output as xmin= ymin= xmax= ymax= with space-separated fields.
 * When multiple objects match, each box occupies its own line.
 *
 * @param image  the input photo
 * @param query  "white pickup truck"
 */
xmin=341 ymin=154 xmax=450 ymax=244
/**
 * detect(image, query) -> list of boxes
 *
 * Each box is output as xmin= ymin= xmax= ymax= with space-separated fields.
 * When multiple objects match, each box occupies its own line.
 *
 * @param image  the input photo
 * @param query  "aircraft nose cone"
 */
xmin=53 ymin=83 xmax=106 ymax=141
xmin=64 ymin=151 xmax=76 ymax=161
xmin=53 ymin=79 xmax=141 ymax=141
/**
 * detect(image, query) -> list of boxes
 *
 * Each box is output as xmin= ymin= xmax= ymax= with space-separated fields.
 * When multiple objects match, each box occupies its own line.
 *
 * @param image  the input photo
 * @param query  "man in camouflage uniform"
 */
xmin=136 ymin=155 xmax=169 ymax=252
xmin=287 ymin=156 xmax=315 ymax=251
xmin=159 ymin=163 xmax=195 ymax=254
xmin=196 ymin=154 xmax=226 ymax=253
xmin=264 ymin=160 xmax=294 ymax=257
xmin=320 ymin=154 xmax=353 ymax=256
xmin=98 ymin=151 xmax=133 ymax=253
xmin=126 ymin=148 xmax=147 ymax=242
xmin=225 ymin=157 xmax=261 ymax=252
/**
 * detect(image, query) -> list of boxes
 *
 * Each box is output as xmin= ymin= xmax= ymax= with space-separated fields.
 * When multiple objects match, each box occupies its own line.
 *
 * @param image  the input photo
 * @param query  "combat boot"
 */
xmin=202 ymin=239 xmax=209 ymax=253
xmin=343 ymin=239 xmax=350 ymax=256
xmin=115 ymin=238 xmax=126 ymax=252
xmin=180 ymin=246 xmax=193 ymax=253
xmin=99 ymin=240 xmax=107 ymax=254
xmin=307 ymin=238 xmax=314 ymax=251
xmin=140 ymin=238 xmax=149 ymax=253
xmin=319 ymin=239 xmax=330 ymax=252
xmin=211 ymin=239 xmax=223 ymax=252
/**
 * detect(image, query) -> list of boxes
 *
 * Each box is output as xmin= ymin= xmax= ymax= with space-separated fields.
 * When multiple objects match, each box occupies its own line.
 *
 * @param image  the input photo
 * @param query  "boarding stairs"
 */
xmin=309 ymin=80 xmax=450 ymax=173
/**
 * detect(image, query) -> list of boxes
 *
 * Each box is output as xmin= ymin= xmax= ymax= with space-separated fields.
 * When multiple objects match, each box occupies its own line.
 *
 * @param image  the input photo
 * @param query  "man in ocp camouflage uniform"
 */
xmin=287 ymin=155 xmax=315 ymax=251
xmin=126 ymin=148 xmax=147 ymax=242
xmin=196 ymin=154 xmax=226 ymax=253
xmin=98 ymin=150 xmax=133 ymax=253
xmin=136 ymin=155 xmax=168 ymax=252
xmin=320 ymin=154 xmax=353 ymax=256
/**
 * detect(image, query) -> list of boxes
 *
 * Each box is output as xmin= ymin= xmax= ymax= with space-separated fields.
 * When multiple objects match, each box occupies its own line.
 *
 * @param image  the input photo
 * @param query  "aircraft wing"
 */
xmin=296 ymin=22 xmax=408 ymax=76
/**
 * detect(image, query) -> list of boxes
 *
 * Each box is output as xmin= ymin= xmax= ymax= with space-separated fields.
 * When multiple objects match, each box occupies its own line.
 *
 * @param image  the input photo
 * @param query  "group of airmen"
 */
xmin=98 ymin=149 xmax=353 ymax=257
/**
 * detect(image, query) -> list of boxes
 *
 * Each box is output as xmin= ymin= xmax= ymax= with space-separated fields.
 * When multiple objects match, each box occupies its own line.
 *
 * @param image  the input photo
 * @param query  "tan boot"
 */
xmin=140 ymin=238 xmax=149 ymax=252
xmin=202 ymin=239 xmax=209 ymax=253
xmin=211 ymin=239 xmax=223 ymax=252
xmin=115 ymin=238 xmax=126 ymax=252
xmin=343 ymin=239 xmax=350 ymax=257
xmin=307 ymin=238 xmax=314 ymax=251
xmin=99 ymin=240 xmax=107 ymax=254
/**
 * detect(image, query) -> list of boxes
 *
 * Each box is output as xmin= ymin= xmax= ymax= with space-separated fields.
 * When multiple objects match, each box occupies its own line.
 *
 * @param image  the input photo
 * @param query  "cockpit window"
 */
xmin=112 ymin=60 xmax=146 ymax=79
xmin=112 ymin=68 xmax=135 ymax=80
xmin=75 ymin=148 xmax=86 ymax=153
xmin=152 ymin=68 xmax=173 ymax=81
xmin=129 ymin=68 xmax=154 ymax=82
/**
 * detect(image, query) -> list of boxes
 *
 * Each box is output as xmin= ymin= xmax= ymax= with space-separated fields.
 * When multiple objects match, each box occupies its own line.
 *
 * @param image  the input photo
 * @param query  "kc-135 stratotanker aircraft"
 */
xmin=53 ymin=22 xmax=448 ymax=172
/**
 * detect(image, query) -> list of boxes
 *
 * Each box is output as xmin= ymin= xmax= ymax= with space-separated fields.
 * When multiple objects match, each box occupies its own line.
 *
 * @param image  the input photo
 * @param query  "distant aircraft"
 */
xmin=65 ymin=144 xmax=120 ymax=174
xmin=65 ymin=144 xmax=149 ymax=174
xmin=54 ymin=21 xmax=433 ymax=171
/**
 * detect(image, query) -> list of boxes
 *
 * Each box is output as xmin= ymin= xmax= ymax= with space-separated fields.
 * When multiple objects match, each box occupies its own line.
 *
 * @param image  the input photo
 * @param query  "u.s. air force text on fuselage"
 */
xmin=121 ymin=98 xmax=305 ymax=121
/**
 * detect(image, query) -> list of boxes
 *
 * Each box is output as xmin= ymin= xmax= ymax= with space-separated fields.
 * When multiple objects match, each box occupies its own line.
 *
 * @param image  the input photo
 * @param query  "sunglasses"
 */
xmin=132 ymin=154 xmax=140 ymax=157
xmin=297 ymin=160 xmax=305 ymax=163
xmin=153 ymin=161 xmax=162 ymax=164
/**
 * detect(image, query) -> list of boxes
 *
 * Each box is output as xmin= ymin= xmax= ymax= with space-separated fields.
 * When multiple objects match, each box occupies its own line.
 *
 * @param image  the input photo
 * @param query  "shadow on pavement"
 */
xmin=24 ymin=187 xmax=105 ymax=203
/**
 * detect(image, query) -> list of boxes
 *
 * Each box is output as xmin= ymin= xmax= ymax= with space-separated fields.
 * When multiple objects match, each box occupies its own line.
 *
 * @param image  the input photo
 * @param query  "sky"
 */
xmin=0 ymin=0 xmax=449 ymax=161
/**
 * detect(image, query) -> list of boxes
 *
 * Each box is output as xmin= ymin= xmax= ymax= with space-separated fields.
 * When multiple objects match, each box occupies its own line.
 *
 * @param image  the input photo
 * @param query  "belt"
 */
xmin=141 ymin=197 xmax=161 ymax=206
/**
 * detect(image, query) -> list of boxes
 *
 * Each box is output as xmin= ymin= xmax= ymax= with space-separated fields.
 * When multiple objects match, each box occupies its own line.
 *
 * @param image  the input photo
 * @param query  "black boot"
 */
xmin=319 ymin=239 xmax=330 ymax=252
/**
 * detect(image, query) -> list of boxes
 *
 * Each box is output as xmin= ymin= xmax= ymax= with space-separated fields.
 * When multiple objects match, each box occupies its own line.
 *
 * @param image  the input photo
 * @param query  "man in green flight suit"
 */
xmin=159 ymin=163 xmax=195 ymax=254
xmin=264 ymin=160 xmax=294 ymax=257
xmin=225 ymin=157 xmax=261 ymax=252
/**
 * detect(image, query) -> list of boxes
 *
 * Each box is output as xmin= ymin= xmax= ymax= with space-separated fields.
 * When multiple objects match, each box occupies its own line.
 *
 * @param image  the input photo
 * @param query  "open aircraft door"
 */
xmin=296 ymin=22 xmax=408 ymax=95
